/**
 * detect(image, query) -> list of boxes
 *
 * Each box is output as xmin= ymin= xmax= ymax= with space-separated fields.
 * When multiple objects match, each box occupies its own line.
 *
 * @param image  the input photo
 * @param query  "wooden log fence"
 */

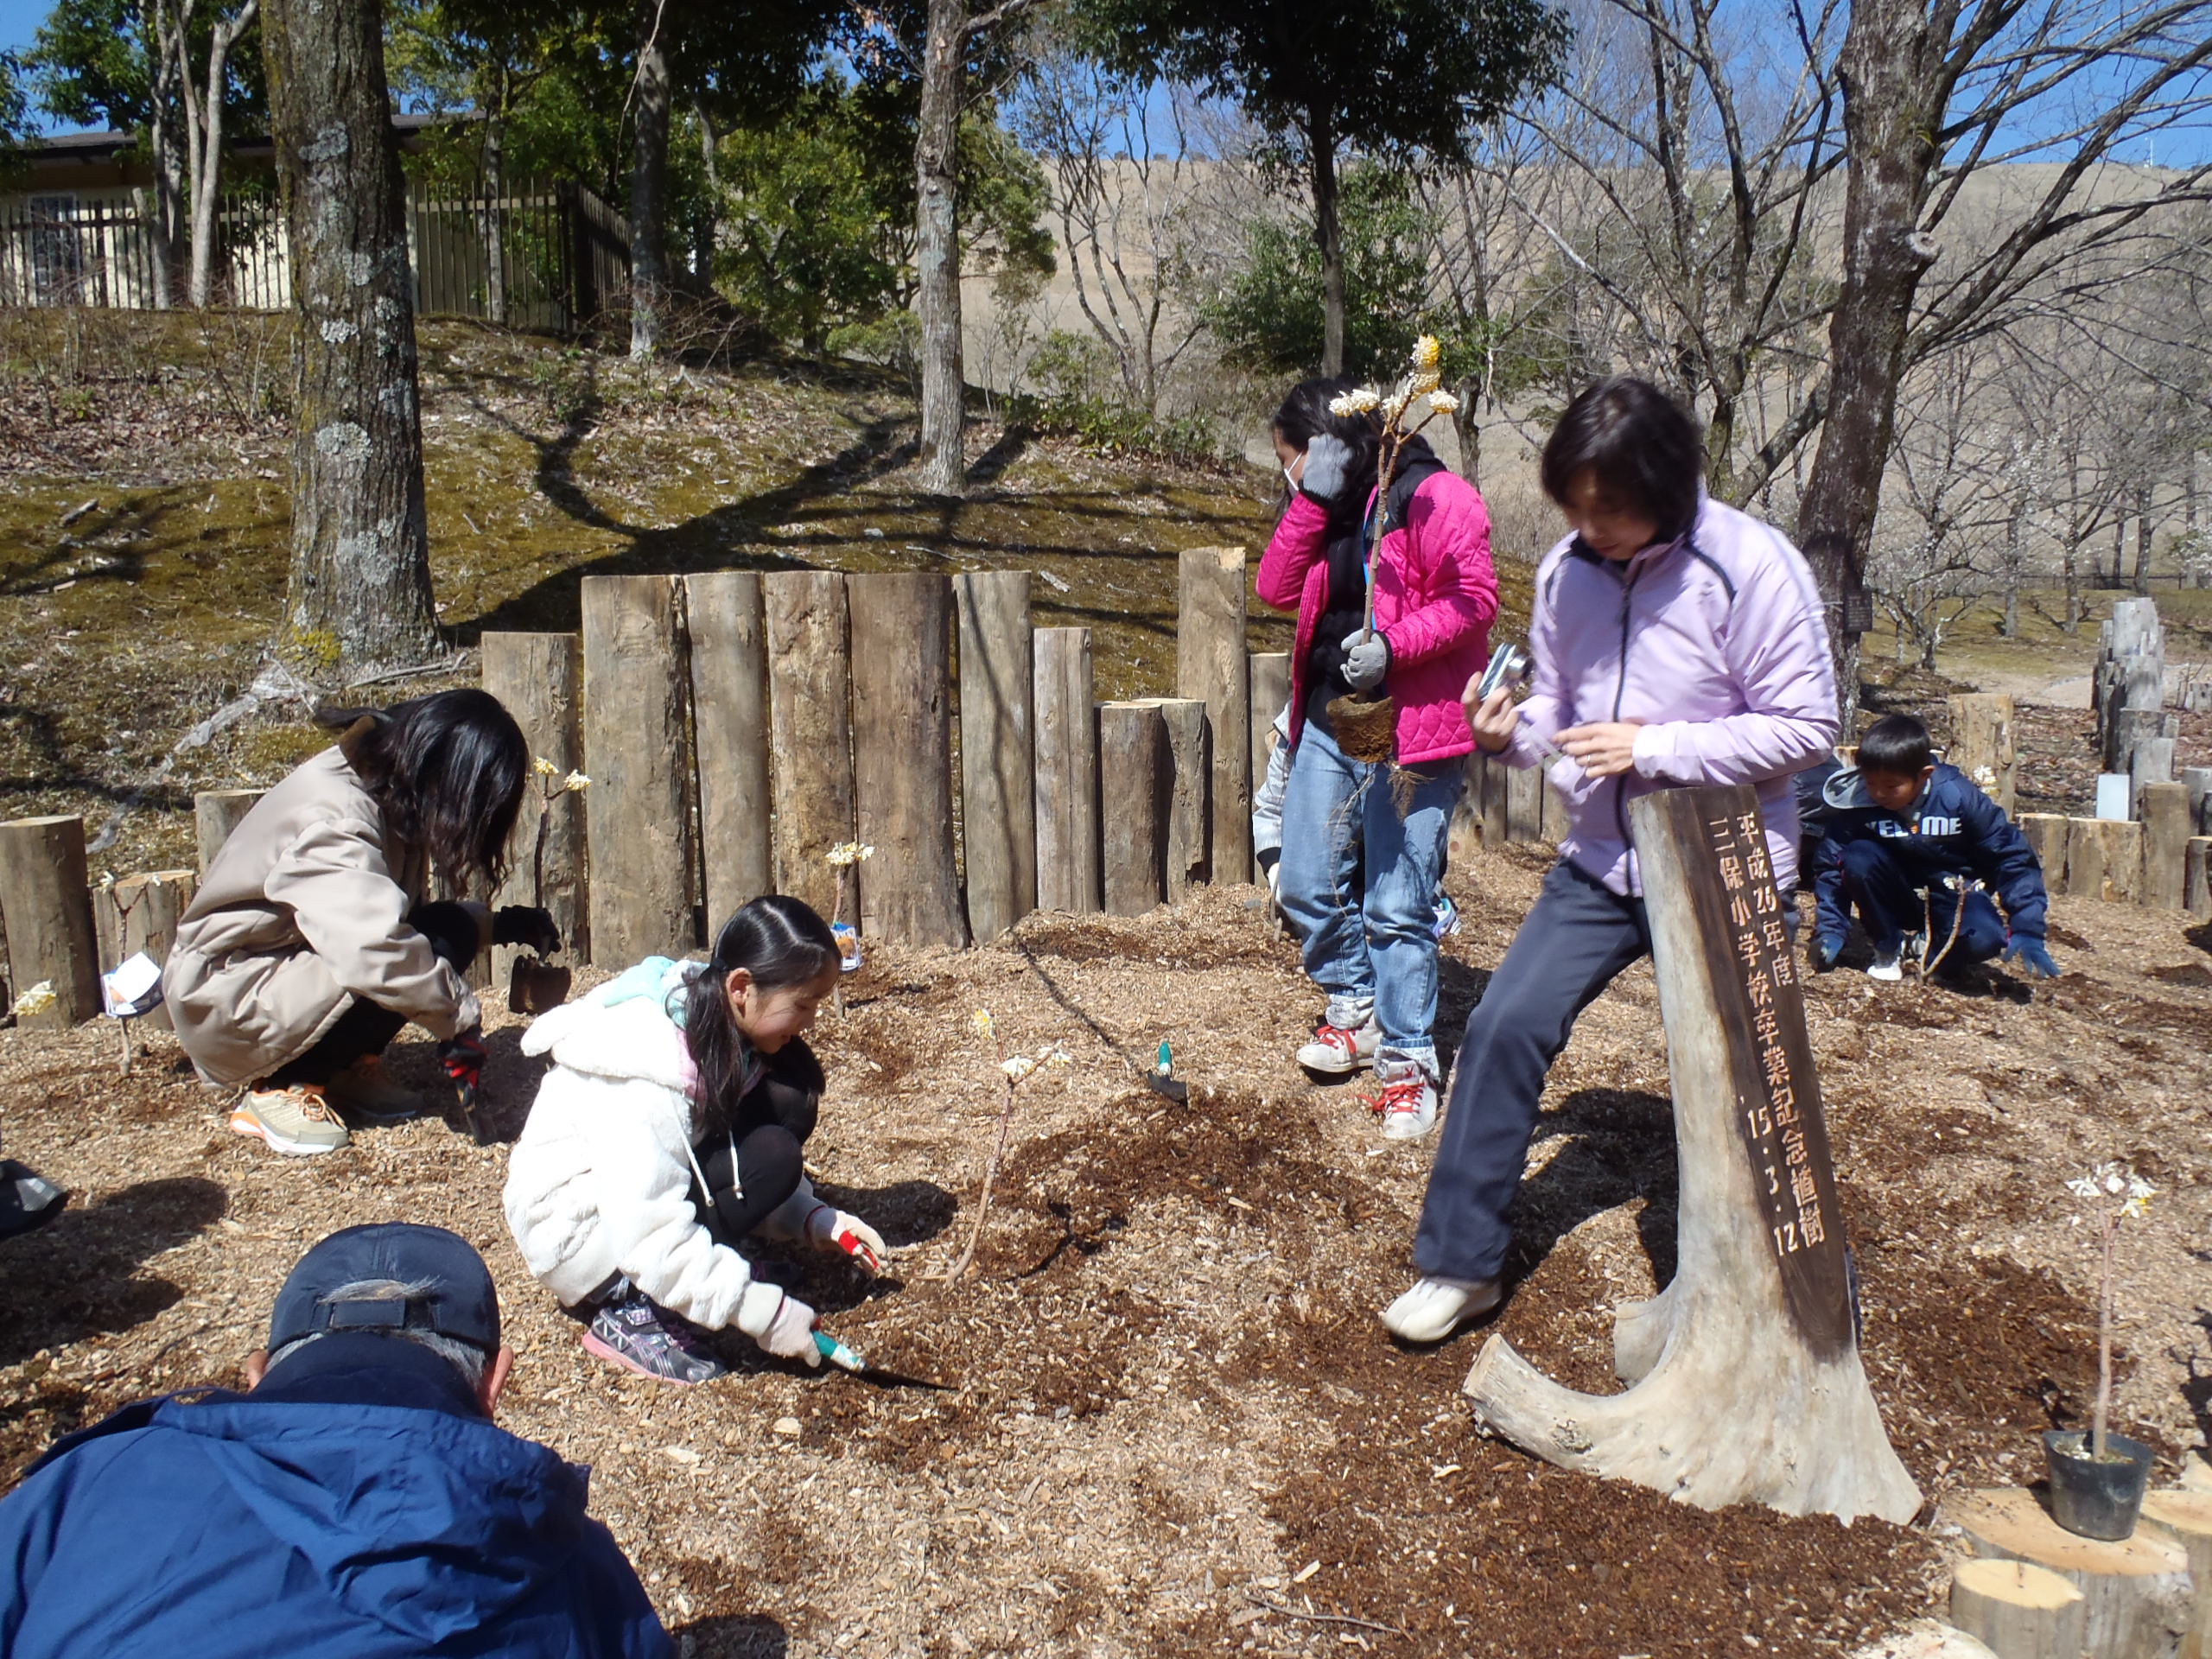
xmin=581 ymin=575 xmax=695 ymax=965
xmin=850 ymin=575 xmax=965 ymax=949
xmin=483 ymin=631 xmax=588 ymax=974
xmin=1098 ymin=702 xmax=1170 ymax=916
xmin=0 ymin=817 xmax=103 ymax=1027
xmin=194 ymin=788 xmax=264 ymax=874
xmin=1178 ymin=548 xmax=1250 ymax=885
xmin=765 ymin=571 xmax=855 ymax=924
xmin=685 ymin=575 xmax=772 ymax=936
xmin=957 ymin=572 xmax=1035 ymax=942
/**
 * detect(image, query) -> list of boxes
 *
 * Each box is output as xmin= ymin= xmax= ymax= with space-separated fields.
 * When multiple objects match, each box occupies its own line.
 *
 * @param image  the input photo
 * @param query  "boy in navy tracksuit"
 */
xmin=1812 ymin=713 xmax=2059 ymax=981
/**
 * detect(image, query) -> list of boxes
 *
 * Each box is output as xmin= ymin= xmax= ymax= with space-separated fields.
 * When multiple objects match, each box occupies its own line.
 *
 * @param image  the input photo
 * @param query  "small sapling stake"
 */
xmin=2066 ymin=1162 xmax=2155 ymax=1460
xmin=941 ymin=1009 xmax=1067 ymax=1281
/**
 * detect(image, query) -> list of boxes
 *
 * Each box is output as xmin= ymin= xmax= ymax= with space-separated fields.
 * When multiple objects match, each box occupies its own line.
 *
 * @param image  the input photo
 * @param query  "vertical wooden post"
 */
xmin=1541 ymin=773 xmax=1569 ymax=842
xmin=1033 ymin=627 xmax=1099 ymax=914
xmin=194 ymin=789 xmax=265 ymax=874
xmin=1481 ymin=751 xmax=1510 ymax=847
xmin=1097 ymin=701 xmax=1168 ymax=915
xmin=2064 ymin=818 xmax=2103 ymax=903
xmin=2086 ymin=819 xmax=2144 ymax=905
xmin=482 ymin=631 xmax=588 ymax=970
xmin=765 ymin=571 xmax=855 ymax=923
xmin=2019 ymin=814 xmax=2067 ymax=885
xmin=849 ymin=574 xmax=966 ymax=948
xmin=1136 ymin=697 xmax=1210 ymax=902
xmin=2187 ymin=837 xmax=2212 ymax=918
xmin=93 ymin=869 xmax=196 ymax=1031
xmin=2142 ymin=782 xmax=2190 ymax=911
xmin=0 ymin=816 xmax=102 ymax=1027
xmin=1507 ymin=761 xmax=1543 ymax=842
xmin=1947 ymin=692 xmax=2018 ymax=816
xmin=2183 ymin=766 xmax=2212 ymax=836
xmin=684 ymin=575 xmax=772 ymax=931
xmin=1249 ymin=652 xmax=1291 ymax=805
xmin=581 ymin=575 xmax=694 ymax=966
xmin=1449 ymin=753 xmax=1486 ymax=862
xmin=1178 ymin=547 xmax=1251 ymax=884
xmin=956 ymin=571 xmax=1035 ymax=941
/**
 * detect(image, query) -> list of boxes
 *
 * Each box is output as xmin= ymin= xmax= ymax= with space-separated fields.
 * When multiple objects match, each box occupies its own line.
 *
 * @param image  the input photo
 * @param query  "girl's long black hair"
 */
xmin=315 ymin=689 xmax=529 ymax=892
xmin=682 ymin=894 xmax=840 ymax=1120
xmin=1271 ymin=377 xmax=1382 ymax=532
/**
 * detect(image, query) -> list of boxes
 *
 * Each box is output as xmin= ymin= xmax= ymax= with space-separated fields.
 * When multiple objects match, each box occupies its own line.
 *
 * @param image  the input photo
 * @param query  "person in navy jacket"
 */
xmin=1813 ymin=712 xmax=2058 ymax=981
xmin=0 ymin=1224 xmax=669 ymax=1659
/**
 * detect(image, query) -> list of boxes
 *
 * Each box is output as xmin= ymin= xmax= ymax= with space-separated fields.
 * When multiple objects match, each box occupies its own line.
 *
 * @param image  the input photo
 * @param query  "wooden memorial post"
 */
xmin=1464 ymin=783 xmax=1921 ymax=1523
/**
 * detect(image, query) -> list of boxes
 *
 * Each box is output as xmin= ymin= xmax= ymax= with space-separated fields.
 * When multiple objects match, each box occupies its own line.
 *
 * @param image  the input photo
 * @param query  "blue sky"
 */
xmin=8 ymin=0 xmax=2207 ymax=162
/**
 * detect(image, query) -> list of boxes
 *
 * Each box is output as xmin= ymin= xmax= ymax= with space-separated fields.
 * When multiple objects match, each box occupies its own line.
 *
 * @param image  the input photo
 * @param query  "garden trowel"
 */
xmin=815 ymin=1331 xmax=952 ymax=1391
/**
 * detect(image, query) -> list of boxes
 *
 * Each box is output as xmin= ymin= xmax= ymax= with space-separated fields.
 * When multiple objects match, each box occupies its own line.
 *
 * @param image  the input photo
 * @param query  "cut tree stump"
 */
xmin=0 ymin=816 xmax=102 ymax=1028
xmin=1949 ymin=1558 xmax=2086 ymax=1659
xmin=2187 ymin=839 xmax=2212 ymax=919
xmin=92 ymin=869 xmax=195 ymax=1031
xmin=483 ymin=631 xmax=588 ymax=975
xmin=2143 ymin=783 xmax=2191 ymax=911
xmin=194 ymin=789 xmax=264 ymax=874
xmin=1943 ymin=1487 xmax=2192 ymax=1659
xmin=1249 ymin=652 xmax=1290 ymax=805
xmin=849 ymin=574 xmax=965 ymax=949
xmin=955 ymin=571 xmax=1034 ymax=942
xmin=1177 ymin=548 xmax=1250 ymax=884
xmin=1033 ymin=628 xmax=1100 ymax=914
xmin=1480 ymin=750 xmax=1510 ymax=847
xmin=2019 ymin=816 xmax=2066 ymax=888
xmin=2183 ymin=767 xmax=2212 ymax=836
xmin=1948 ymin=694 xmax=2018 ymax=816
xmin=684 ymin=575 xmax=772 ymax=931
xmin=582 ymin=575 xmax=694 ymax=964
xmin=1097 ymin=701 xmax=1168 ymax=916
xmin=1450 ymin=753 xmax=1487 ymax=862
xmin=765 ymin=571 xmax=856 ymax=923
xmin=1135 ymin=697 xmax=1209 ymax=902
xmin=1506 ymin=761 xmax=1542 ymax=843
xmin=2139 ymin=1490 xmax=2212 ymax=1659
xmin=1464 ymin=785 xmax=1921 ymax=1524
xmin=2094 ymin=819 xmax=2145 ymax=905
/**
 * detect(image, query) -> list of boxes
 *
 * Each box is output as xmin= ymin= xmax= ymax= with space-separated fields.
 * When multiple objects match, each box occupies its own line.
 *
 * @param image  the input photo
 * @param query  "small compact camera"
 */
xmin=1473 ymin=641 xmax=1531 ymax=702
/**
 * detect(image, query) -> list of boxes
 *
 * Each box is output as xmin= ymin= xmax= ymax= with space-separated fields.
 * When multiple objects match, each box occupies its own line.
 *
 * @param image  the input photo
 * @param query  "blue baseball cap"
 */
xmin=268 ymin=1224 xmax=501 ymax=1353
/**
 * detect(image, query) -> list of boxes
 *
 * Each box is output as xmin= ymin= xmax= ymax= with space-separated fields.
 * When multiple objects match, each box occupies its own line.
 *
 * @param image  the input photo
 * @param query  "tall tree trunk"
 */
xmin=2133 ymin=480 xmax=2152 ymax=593
xmin=1793 ymin=0 xmax=1940 ymax=728
xmin=479 ymin=70 xmax=508 ymax=327
xmin=147 ymin=0 xmax=188 ymax=307
xmin=627 ymin=2 xmax=671 ymax=359
xmin=186 ymin=3 xmax=257 ymax=308
xmin=1310 ymin=108 xmax=1343 ymax=378
xmin=2063 ymin=540 xmax=2082 ymax=632
xmin=692 ymin=97 xmax=720 ymax=285
xmin=264 ymin=0 xmax=442 ymax=678
xmin=913 ymin=0 xmax=967 ymax=496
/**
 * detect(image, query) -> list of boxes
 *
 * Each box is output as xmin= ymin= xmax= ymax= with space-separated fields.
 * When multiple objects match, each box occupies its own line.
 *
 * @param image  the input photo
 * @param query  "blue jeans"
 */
xmin=1276 ymin=721 xmax=1464 ymax=1077
xmin=1838 ymin=839 xmax=2008 ymax=964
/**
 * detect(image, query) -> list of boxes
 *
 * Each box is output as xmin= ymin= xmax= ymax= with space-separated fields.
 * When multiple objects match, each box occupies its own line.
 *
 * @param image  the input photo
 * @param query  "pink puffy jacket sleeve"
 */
xmin=1255 ymin=493 xmax=1330 ymax=613
xmin=1378 ymin=474 xmax=1497 ymax=664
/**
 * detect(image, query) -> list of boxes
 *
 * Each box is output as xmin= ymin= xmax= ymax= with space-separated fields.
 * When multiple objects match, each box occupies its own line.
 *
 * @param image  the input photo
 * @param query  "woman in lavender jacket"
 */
xmin=1383 ymin=378 xmax=1839 ymax=1344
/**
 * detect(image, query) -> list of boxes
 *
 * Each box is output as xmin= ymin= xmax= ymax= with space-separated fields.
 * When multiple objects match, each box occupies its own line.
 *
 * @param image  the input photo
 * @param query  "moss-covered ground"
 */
xmin=1 ymin=312 xmax=1300 ymax=874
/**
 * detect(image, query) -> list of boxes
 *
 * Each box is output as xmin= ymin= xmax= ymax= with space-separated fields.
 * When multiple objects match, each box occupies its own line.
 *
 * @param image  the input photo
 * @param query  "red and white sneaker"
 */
xmin=1295 ymin=1017 xmax=1381 ymax=1076
xmin=1365 ymin=1059 xmax=1438 ymax=1141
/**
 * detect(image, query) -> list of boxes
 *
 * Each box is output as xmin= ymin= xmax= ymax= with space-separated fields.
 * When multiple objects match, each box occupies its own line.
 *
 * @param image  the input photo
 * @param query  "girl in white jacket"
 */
xmin=504 ymin=896 xmax=887 ymax=1384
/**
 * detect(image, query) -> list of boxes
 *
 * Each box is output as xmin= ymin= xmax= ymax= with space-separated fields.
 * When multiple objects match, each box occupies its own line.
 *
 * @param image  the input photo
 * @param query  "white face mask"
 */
xmin=1284 ymin=463 xmax=1300 ymax=493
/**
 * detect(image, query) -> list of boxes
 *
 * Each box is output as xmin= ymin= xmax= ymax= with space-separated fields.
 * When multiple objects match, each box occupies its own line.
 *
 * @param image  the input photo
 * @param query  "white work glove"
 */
xmin=1341 ymin=627 xmax=1390 ymax=691
xmin=1300 ymin=433 xmax=1353 ymax=502
xmin=806 ymin=1204 xmax=887 ymax=1274
xmin=739 ymin=1287 xmax=822 ymax=1365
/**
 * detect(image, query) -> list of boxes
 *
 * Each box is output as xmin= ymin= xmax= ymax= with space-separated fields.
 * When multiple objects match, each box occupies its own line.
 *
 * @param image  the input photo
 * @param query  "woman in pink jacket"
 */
xmin=1257 ymin=378 xmax=1497 ymax=1141
xmin=1383 ymin=377 xmax=1839 ymax=1344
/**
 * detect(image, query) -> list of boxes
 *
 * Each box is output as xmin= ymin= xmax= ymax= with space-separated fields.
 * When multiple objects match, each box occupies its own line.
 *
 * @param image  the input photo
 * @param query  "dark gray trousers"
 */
xmin=1414 ymin=858 xmax=1649 ymax=1283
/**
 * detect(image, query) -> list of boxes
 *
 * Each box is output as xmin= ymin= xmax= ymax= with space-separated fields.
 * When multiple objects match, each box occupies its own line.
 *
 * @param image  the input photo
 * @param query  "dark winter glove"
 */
xmin=1300 ymin=434 xmax=1353 ymax=503
xmin=438 ymin=1027 xmax=487 ymax=1099
xmin=1341 ymin=628 xmax=1390 ymax=692
xmin=2003 ymin=938 xmax=2059 ymax=978
xmin=493 ymin=905 xmax=562 ymax=957
xmin=1809 ymin=932 xmax=1845 ymax=974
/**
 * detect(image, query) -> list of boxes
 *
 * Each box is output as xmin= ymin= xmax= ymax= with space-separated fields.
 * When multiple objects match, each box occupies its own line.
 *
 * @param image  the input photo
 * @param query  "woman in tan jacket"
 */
xmin=166 ymin=690 xmax=555 ymax=1155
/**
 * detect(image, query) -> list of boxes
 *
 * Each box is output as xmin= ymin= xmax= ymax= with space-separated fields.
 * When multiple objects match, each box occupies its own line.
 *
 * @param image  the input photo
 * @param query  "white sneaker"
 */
xmin=1866 ymin=949 xmax=1903 ymax=982
xmin=1296 ymin=1017 xmax=1380 ymax=1075
xmin=1382 ymin=1276 xmax=1502 ymax=1343
xmin=1367 ymin=1058 xmax=1439 ymax=1140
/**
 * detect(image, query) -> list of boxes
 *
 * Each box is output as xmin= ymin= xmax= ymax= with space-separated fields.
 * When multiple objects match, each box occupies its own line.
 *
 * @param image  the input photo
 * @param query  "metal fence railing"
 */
xmin=0 ymin=179 xmax=631 ymax=333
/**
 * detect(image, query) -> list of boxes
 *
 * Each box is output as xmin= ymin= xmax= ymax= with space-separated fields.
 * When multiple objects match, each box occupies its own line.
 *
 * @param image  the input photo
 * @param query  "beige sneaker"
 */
xmin=232 ymin=1084 xmax=351 ymax=1156
xmin=323 ymin=1055 xmax=429 ymax=1123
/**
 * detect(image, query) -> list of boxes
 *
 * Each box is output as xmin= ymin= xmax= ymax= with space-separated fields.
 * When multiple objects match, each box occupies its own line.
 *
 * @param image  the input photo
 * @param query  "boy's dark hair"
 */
xmin=681 ymin=895 xmax=840 ymax=1121
xmin=1539 ymin=377 xmax=1705 ymax=543
xmin=1858 ymin=713 xmax=1935 ymax=777
xmin=1271 ymin=377 xmax=1382 ymax=531
xmin=317 ymin=689 xmax=528 ymax=892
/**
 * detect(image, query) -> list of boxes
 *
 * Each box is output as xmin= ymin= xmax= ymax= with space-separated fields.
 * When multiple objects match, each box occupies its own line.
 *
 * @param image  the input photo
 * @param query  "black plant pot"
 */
xmin=2043 ymin=1428 xmax=2155 ymax=1540
xmin=508 ymin=955 xmax=572 ymax=1017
